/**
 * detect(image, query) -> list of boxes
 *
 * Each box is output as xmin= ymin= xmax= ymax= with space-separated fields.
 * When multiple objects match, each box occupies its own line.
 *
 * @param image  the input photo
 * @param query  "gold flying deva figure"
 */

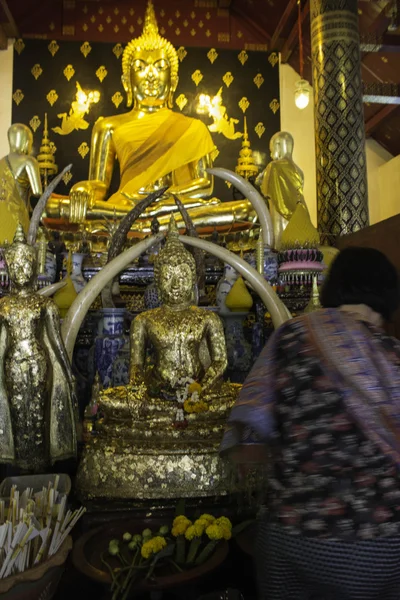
xmin=257 ymin=131 xmax=309 ymax=250
xmin=46 ymin=0 xmax=256 ymax=236
xmin=76 ymin=218 xmax=239 ymax=500
xmin=207 ymin=87 xmax=243 ymax=140
xmin=52 ymin=82 xmax=100 ymax=136
xmin=0 ymin=225 xmax=77 ymax=472
xmin=0 ymin=124 xmax=42 ymax=244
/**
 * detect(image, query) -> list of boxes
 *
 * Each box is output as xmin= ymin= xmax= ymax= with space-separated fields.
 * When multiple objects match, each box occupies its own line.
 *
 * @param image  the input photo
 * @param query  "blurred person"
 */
xmin=221 ymin=247 xmax=400 ymax=600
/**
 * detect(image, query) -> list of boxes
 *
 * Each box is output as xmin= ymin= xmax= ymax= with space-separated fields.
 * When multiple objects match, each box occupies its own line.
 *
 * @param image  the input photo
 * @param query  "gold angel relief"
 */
xmin=52 ymin=82 xmax=100 ymax=136
xmin=198 ymin=88 xmax=242 ymax=141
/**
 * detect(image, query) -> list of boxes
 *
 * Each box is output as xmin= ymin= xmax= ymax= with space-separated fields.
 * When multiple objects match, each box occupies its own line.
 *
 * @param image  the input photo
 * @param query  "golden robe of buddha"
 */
xmin=76 ymin=218 xmax=239 ymax=501
xmin=257 ymin=131 xmax=308 ymax=250
xmin=45 ymin=1 xmax=256 ymax=236
xmin=0 ymin=124 xmax=42 ymax=244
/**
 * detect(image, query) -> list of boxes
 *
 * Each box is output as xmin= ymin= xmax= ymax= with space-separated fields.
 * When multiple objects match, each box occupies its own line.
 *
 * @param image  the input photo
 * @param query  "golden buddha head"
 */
xmin=154 ymin=217 xmax=196 ymax=307
xmin=8 ymin=123 xmax=33 ymax=155
xmin=270 ymin=131 xmax=294 ymax=161
xmin=5 ymin=224 xmax=37 ymax=288
xmin=122 ymin=1 xmax=179 ymax=109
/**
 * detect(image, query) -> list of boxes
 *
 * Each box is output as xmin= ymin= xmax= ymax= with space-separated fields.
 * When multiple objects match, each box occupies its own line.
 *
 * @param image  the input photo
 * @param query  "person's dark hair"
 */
xmin=320 ymin=246 xmax=400 ymax=320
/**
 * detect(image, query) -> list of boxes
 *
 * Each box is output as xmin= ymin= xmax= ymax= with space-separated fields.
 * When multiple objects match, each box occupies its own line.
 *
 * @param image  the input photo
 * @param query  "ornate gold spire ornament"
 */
xmin=235 ymin=117 xmax=259 ymax=180
xmin=122 ymin=0 xmax=179 ymax=107
xmin=37 ymin=113 xmax=58 ymax=187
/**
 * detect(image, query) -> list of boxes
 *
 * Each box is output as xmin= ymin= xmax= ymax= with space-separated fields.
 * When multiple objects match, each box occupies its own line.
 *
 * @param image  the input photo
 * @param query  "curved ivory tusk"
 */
xmin=207 ymin=167 xmax=274 ymax=248
xmin=38 ymin=281 xmax=67 ymax=297
xmin=181 ymin=236 xmax=291 ymax=328
xmin=61 ymin=233 xmax=165 ymax=360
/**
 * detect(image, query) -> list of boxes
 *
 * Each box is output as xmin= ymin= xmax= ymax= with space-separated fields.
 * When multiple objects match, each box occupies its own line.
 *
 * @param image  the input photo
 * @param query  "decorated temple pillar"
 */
xmin=311 ymin=0 xmax=369 ymax=245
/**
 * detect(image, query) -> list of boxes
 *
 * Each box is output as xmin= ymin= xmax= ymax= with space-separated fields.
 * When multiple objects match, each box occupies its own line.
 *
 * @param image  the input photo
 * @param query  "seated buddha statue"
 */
xmin=257 ymin=131 xmax=309 ymax=250
xmin=76 ymin=217 xmax=240 ymax=501
xmin=45 ymin=0 xmax=256 ymax=236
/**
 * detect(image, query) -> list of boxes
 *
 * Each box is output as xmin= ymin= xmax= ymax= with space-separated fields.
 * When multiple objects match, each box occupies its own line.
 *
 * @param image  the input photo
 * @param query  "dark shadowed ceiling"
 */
xmin=1 ymin=0 xmax=400 ymax=155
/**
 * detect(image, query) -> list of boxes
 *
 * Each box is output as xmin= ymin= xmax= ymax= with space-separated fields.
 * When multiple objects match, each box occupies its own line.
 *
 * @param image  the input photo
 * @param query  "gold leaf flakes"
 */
xmin=222 ymin=71 xmax=234 ymax=87
xmin=14 ymin=39 xmax=25 ymax=55
xmin=269 ymin=98 xmax=280 ymax=114
xmin=48 ymin=40 xmax=59 ymax=57
xmin=225 ymin=181 xmax=232 ymax=189
xmin=381 ymin=56 xmax=388 ymax=63
xmin=206 ymin=29 xmax=211 ymax=37
xmin=29 ymin=115 xmax=41 ymax=132
xmin=177 ymin=46 xmax=187 ymax=62
xmin=96 ymin=65 xmax=108 ymax=82
xmin=46 ymin=90 xmax=58 ymax=106
xmin=255 ymin=122 xmax=265 ymax=138
xmin=12 ymin=89 xmax=24 ymax=105
xmin=191 ymin=69 xmax=203 ymax=86
xmin=238 ymin=50 xmax=248 ymax=66
xmin=191 ymin=28 xmax=196 ymax=36
xmin=268 ymin=52 xmax=279 ymax=68
xmin=80 ymin=41 xmax=92 ymax=58
xmin=175 ymin=93 xmax=188 ymax=111
xmin=62 ymin=171 xmax=72 ymax=186
xmin=207 ymin=48 xmax=218 ymax=64
xmin=254 ymin=73 xmax=264 ymax=89
xmin=82 ymin=23 xmax=88 ymax=31
xmin=63 ymin=64 xmax=75 ymax=81
xmin=31 ymin=64 xmax=43 ymax=80
xmin=113 ymin=43 xmax=123 ymax=59
xmin=78 ymin=142 xmax=90 ymax=159
xmin=111 ymin=91 xmax=124 ymax=108
xmin=238 ymin=97 xmax=250 ymax=113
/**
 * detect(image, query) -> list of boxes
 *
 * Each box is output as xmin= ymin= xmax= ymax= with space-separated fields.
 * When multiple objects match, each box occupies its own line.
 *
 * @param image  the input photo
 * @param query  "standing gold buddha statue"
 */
xmin=76 ymin=217 xmax=239 ymax=501
xmin=45 ymin=0 xmax=256 ymax=236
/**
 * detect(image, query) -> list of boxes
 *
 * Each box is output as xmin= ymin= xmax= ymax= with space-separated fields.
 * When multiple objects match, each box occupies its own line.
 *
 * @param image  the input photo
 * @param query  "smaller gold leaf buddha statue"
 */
xmin=76 ymin=217 xmax=239 ymax=501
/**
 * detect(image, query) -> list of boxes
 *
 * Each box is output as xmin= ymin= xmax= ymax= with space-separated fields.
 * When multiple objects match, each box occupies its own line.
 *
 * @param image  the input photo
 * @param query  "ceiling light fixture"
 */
xmin=294 ymin=0 xmax=310 ymax=110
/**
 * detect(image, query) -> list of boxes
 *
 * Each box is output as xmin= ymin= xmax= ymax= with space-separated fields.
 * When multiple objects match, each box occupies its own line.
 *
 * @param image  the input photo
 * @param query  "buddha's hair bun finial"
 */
xmin=13 ymin=222 xmax=27 ymax=244
xmin=4 ymin=222 xmax=36 ymax=267
xmin=143 ymin=0 xmax=158 ymax=36
xmin=154 ymin=215 xmax=196 ymax=284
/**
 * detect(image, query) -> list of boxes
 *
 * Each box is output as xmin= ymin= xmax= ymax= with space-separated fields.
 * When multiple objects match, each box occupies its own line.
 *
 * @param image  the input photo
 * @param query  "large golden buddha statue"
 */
xmin=46 ymin=1 xmax=256 ymax=235
xmin=76 ymin=218 xmax=239 ymax=500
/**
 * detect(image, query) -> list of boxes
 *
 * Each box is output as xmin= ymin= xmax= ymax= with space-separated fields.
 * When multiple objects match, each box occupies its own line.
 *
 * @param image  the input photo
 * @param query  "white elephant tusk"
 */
xmin=61 ymin=233 xmax=165 ymax=360
xmin=181 ymin=236 xmax=291 ymax=328
xmin=38 ymin=281 xmax=67 ymax=297
xmin=207 ymin=167 xmax=274 ymax=248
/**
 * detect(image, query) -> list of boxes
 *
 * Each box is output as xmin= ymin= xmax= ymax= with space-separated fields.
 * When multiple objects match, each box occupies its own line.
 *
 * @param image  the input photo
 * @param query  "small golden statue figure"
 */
xmin=76 ymin=218 xmax=239 ymax=500
xmin=45 ymin=0 xmax=256 ymax=235
xmin=257 ymin=131 xmax=309 ymax=250
xmin=0 ymin=124 xmax=43 ymax=244
xmin=0 ymin=225 xmax=77 ymax=472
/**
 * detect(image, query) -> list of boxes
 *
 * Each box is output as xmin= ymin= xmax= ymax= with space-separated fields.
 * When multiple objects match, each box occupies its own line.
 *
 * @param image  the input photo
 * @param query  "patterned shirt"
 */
xmin=268 ymin=319 xmax=400 ymax=540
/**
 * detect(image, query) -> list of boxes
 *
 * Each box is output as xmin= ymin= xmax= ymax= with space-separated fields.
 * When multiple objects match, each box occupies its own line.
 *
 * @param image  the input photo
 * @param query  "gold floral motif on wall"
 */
xmin=52 ymin=83 xmax=100 ymax=135
xmin=222 ymin=72 xmax=234 ymax=88
xmin=175 ymin=94 xmax=188 ymax=111
xmin=31 ymin=64 xmax=43 ymax=80
xmin=29 ymin=116 xmax=41 ymax=132
xmin=80 ymin=42 xmax=92 ymax=58
xmin=112 ymin=41 xmax=123 ymax=54
xmin=177 ymin=46 xmax=187 ymax=62
xmin=254 ymin=73 xmax=264 ymax=89
xmin=268 ymin=52 xmax=279 ymax=68
xmin=48 ymin=41 xmax=59 ymax=57
xmin=78 ymin=142 xmax=90 ymax=159
xmin=238 ymin=50 xmax=248 ymax=66
xmin=207 ymin=48 xmax=218 ymax=64
xmin=46 ymin=90 xmax=59 ymax=107
xmin=269 ymin=99 xmax=280 ymax=114
xmin=111 ymin=91 xmax=124 ymax=109
xmin=255 ymin=122 xmax=265 ymax=138
xmin=62 ymin=171 xmax=73 ymax=186
xmin=191 ymin=69 xmax=203 ymax=86
xmin=206 ymin=30 xmax=211 ymax=37
xmin=14 ymin=39 xmax=25 ymax=55
xmin=63 ymin=65 xmax=75 ymax=81
xmin=96 ymin=66 xmax=108 ymax=82
xmin=238 ymin=97 xmax=250 ymax=113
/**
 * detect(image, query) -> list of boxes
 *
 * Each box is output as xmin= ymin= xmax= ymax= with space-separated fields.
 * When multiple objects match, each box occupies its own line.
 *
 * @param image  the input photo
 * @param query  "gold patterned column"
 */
xmin=311 ymin=0 xmax=368 ymax=245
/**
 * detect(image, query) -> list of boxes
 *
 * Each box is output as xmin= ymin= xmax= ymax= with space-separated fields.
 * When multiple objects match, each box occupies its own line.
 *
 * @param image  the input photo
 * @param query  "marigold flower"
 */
xmin=183 ymin=399 xmax=208 ymax=414
xmin=172 ymin=515 xmax=192 ymax=537
xmin=205 ymin=524 xmax=225 ymax=541
xmin=185 ymin=525 xmax=197 ymax=541
xmin=193 ymin=519 xmax=208 ymax=536
xmin=188 ymin=382 xmax=202 ymax=395
xmin=141 ymin=535 xmax=167 ymax=559
xmin=199 ymin=514 xmax=215 ymax=525
xmin=220 ymin=526 xmax=232 ymax=540
xmin=215 ymin=516 xmax=232 ymax=531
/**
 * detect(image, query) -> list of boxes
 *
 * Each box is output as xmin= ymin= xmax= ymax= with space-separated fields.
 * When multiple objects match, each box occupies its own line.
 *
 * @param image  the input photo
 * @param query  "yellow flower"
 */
xmin=220 ymin=526 xmax=232 ymax=540
xmin=199 ymin=514 xmax=215 ymax=525
xmin=141 ymin=536 xmax=167 ymax=559
xmin=215 ymin=516 xmax=232 ymax=531
xmin=183 ymin=399 xmax=208 ymax=414
xmin=193 ymin=519 xmax=208 ymax=536
xmin=185 ymin=525 xmax=197 ymax=541
xmin=206 ymin=524 xmax=225 ymax=541
xmin=188 ymin=382 xmax=202 ymax=395
xmin=172 ymin=516 xmax=192 ymax=537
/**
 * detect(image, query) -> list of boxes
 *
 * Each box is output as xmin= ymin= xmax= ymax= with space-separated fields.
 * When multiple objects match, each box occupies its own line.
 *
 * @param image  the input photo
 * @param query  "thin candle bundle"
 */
xmin=0 ymin=477 xmax=85 ymax=579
